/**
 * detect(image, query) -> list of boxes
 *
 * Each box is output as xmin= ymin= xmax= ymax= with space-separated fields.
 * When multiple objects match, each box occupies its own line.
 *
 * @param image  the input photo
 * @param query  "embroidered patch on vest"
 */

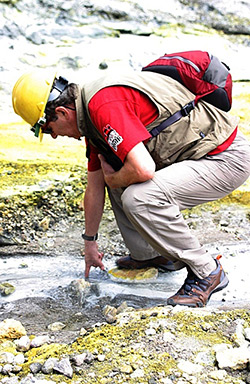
xmin=103 ymin=124 xmax=123 ymax=152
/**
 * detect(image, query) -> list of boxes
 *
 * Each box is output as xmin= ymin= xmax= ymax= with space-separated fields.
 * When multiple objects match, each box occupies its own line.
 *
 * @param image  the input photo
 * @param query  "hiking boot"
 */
xmin=167 ymin=258 xmax=229 ymax=308
xmin=116 ymin=255 xmax=185 ymax=272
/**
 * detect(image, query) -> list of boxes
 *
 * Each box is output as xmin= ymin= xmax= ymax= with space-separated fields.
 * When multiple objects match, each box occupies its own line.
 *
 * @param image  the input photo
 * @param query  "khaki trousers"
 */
xmin=108 ymin=130 xmax=250 ymax=278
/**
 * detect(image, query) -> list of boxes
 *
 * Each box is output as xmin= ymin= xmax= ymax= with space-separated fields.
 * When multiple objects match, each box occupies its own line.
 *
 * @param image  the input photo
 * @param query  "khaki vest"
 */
xmin=78 ymin=71 xmax=238 ymax=170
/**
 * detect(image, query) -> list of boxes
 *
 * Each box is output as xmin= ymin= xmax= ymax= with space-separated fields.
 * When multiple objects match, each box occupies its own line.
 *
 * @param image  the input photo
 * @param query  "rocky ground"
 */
xmin=1 ymin=305 xmax=250 ymax=384
xmin=0 ymin=0 xmax=250 ymax=383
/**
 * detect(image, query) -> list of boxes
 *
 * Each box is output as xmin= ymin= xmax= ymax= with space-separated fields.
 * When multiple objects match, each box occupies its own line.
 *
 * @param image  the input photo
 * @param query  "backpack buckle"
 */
xmin=181 ymin=100 xmax=195 ymax=116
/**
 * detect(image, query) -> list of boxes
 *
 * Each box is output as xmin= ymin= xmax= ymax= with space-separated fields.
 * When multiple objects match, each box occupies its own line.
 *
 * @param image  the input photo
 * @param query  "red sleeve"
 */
xmin=85 ymin=138 xmax=101 ymax=172
xmin=88 ymin=87 xmax=157 ymax=163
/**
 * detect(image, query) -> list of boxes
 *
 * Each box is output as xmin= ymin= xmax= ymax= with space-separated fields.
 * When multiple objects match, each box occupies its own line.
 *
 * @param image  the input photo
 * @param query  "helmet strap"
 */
xmin=31 ymin=115 xmax=47 ymax=137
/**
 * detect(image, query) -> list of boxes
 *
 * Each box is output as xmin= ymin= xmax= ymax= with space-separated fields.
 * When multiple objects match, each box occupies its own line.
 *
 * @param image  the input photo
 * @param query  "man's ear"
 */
xmin=55 ymin=106 xmax=70 ymax=119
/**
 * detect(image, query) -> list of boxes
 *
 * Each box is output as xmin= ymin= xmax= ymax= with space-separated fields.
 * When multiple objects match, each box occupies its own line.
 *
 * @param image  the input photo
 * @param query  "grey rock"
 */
xmin=194 ymin=350 xmax=215 ymax=365
xmin=2 ymin=364 xmax=14 ymax=375
xmin=42 ymin=357 xmax=58 ymax=374
xmin=1 ymin=377 xmax=20 ymax=384
xmin=232 ymin=319 xmax=248 ymax=347
xmin=47 ymin=322 xmax=66 ymax=331
xmin=103 ymin=305 xmax=117 ymax=324
xmin=1 ymin=0 xmax=250 ymax=45
xmin=27 ymin=31 xmax=45 ymax=45
xmin=71 ymin=352 xmax=87 ymax=366
xmin=209 ymin=369 xmax=227 ymax=381
xmin=20 ymin=373 xmax=56 ymax=383
xmin=12 ymin=365 xmax=22 ymax=373
xmin=84 ymin=351 xmax=94 ymax=364
xmin=0 ymin=234 xmax=17 ymax=246
xmin=216 ymin=345 xmax=250 ymax=370
xmin=0 ymin=352 xmax=14 ymax=364
xmin=117 ymin=301 xmax=128 ymax=314
xmin=30 ymin=335 xmax=50 ymax=348
xmin=29 ymin=362 xmax=42 ymax=374
xmin=99 ymin=61 xmax=108 ymax=70
xmin=15 ymin=335 xmax=31 ymax=352
xmin=177 ymin=359 xmax=203 ymax=374
xmin=97 ymin=354 xmax=105 ymax=362
xmin=53 ymin=357 xmax=73 ymax=378
xmin=14 ymin=354 xmax=25 ymax=365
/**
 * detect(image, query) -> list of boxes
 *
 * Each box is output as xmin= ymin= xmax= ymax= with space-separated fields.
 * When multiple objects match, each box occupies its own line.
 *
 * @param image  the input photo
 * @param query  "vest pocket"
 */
xmin=146 ymin=117 xmax=201 ymax=170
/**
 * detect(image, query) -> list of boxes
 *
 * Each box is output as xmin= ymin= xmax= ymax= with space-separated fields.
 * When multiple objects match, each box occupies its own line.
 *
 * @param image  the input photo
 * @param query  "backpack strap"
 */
xmin=149 ymin=100 xmax=195 ymax=137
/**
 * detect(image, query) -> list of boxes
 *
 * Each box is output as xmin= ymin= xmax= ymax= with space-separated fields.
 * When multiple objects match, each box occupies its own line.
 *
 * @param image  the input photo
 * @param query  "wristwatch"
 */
xmin=82 ymin=232 xmax=98 ymax=241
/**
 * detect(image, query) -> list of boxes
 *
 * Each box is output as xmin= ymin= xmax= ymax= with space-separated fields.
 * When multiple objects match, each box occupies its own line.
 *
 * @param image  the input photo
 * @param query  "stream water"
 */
xmin=1 ymin=236 xmax=249 ymax=309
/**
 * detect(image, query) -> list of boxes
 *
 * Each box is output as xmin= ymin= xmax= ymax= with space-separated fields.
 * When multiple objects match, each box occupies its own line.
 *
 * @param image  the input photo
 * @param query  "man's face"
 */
xmin=43 ymin=106 xmax=81 ymax=140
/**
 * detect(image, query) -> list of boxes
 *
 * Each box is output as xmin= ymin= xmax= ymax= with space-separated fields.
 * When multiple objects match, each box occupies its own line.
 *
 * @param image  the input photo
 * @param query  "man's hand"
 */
xmin=98 ymin=142 xmax=155 ymax=189
xmin=98 ymin=154 xmax=116 ymax=186
xmin=84 ymin=241 xmax=105 ymax=278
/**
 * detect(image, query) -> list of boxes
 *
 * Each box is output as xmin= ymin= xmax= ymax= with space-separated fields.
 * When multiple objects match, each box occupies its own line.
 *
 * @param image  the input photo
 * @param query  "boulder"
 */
xmin=0 ymin=319 xmax=26 ymax=341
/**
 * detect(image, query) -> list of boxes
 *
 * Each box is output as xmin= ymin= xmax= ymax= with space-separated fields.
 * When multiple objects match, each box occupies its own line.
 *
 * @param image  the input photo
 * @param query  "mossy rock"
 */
xmin=0 ymin=282 xmax=15 ymax=296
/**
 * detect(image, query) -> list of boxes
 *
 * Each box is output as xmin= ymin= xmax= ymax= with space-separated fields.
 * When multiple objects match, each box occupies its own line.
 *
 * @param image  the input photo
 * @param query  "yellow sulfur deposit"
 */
xmin=108 ymin=267 xmax=158 ymax=283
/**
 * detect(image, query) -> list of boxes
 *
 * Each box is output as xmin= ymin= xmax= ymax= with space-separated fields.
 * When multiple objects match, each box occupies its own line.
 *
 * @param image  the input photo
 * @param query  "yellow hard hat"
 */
xmin=12 ymin=71 xmax=56 ymax=126
xmin=12 ymin=70 xmax=57 ymax=140
xmin=12 ymin=71 xmax=70 ymax=140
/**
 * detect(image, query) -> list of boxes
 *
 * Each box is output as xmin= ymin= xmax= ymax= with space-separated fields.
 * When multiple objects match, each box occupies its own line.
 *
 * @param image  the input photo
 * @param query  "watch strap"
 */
xmin=82 ymin=232 xmax=98 ymax=241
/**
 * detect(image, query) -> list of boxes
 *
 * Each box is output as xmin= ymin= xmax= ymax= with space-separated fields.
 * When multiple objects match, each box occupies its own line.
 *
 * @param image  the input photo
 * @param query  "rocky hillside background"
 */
xmin=0 ymin=0 xmax=250 ymax=123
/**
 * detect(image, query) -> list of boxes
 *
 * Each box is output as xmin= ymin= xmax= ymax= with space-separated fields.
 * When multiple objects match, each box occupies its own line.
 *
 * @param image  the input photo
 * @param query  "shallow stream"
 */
xmin=1 ymin=224 xmax=249 ymax=309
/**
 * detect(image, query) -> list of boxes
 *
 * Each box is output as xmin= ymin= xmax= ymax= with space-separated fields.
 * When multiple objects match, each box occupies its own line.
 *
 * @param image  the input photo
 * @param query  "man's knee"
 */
xmin=121 ymin=183 xmax=146 ymax=215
